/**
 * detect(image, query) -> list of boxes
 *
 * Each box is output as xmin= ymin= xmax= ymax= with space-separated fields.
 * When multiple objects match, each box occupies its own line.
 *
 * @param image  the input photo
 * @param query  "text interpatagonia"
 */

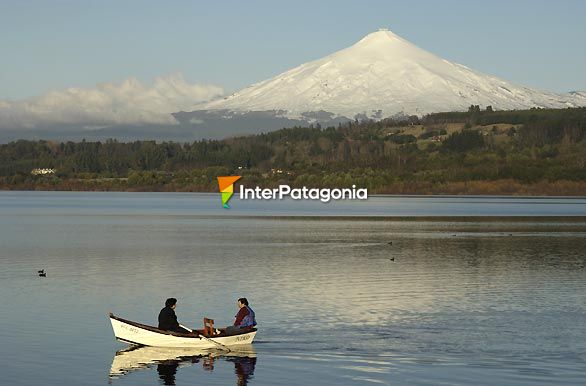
xmin=239 ymin=184 xmax=368 ymax=203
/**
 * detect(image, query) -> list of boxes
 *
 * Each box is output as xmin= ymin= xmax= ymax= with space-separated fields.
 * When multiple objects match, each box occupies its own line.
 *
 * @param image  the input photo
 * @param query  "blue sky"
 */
xmin=1 ymin=0 xmax=585 ymax=99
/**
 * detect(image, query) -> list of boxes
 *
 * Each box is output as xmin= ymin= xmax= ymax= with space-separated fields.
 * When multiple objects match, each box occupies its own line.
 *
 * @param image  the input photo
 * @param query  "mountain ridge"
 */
xmin=1 ymin=29 xmax=585 ymax=142
xmin=192 ymin=29 xmax=585 ymax=120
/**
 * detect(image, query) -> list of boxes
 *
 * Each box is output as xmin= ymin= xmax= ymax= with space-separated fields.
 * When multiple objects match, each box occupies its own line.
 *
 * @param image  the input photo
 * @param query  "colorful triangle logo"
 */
xmin=217 ymin=176 xmax=241 ymax=208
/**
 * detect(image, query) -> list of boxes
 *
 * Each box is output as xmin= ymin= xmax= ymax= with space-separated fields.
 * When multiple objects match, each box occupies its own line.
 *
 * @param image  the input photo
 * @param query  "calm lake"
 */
xmin=1 ymin=191 xmax=585 ymax=385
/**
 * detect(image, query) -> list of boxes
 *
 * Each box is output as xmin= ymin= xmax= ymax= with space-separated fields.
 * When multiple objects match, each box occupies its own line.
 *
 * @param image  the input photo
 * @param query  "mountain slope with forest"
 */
xmin=1 ymin=107 xmax=586 ymax=196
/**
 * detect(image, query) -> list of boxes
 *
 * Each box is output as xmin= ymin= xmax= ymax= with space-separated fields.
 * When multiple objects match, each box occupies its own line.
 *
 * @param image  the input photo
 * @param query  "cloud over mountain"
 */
xmin=0 ymin=73 xmax=223 ymax=130
xmin=1 ymin=30 xmax=585 ymax=143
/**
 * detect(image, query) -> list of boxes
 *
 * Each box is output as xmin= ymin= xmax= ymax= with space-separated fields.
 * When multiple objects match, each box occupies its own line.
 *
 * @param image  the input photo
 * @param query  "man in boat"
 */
xmin=158 ymin=298 xmax=191 ymax=334
xmin=225 ymin=297 xmax=257 ymax=335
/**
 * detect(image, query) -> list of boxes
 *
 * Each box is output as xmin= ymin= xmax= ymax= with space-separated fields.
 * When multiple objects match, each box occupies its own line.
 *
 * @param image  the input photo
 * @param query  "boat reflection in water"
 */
xmin=109 ymin=344 xmax=257 ymax=385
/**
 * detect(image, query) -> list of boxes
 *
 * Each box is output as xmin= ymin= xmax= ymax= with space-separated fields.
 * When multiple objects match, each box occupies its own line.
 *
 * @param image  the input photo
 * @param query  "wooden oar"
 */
xmin=179 ymin=324 xmax=231 ymax=352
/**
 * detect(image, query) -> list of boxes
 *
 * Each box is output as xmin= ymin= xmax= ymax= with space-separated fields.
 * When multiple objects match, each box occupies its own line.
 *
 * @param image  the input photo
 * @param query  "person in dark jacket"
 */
xmin=158 ymin=298 xmax=191 ymax=333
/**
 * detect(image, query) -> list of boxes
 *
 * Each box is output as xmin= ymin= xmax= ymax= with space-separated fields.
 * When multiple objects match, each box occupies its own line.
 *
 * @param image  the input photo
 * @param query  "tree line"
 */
xmin=1 ymin=107 xmax=585 ymax=195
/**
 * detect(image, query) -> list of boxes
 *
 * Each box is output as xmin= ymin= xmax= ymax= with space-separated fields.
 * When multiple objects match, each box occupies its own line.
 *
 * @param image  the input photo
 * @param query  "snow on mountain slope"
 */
xmin=197 ymin=29 xmax=584 ymax=119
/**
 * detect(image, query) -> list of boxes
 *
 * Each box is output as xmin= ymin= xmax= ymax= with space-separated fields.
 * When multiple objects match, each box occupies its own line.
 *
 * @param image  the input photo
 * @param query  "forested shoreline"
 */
xmin=1 ymin=107 xmax=585 ymax=196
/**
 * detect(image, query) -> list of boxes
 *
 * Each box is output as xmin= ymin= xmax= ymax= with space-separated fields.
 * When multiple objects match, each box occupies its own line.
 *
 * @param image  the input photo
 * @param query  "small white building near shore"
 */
xmin=31 ymin=168 xmax=56 ymax=176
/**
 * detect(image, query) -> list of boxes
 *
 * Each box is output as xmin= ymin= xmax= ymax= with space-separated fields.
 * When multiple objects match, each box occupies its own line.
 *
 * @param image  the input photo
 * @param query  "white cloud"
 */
xmin=0 ymin=73 xmax=224 ymax=130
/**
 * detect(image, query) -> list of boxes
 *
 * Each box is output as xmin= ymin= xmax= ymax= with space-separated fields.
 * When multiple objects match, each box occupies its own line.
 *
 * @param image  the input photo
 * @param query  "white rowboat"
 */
xmin=109 ymin=313 xmax=257 ymax=348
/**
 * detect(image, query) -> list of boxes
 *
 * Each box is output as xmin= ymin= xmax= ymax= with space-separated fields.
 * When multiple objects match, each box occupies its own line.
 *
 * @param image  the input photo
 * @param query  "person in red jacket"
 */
xmin=226 ymin=297 xmax=256 ymax=335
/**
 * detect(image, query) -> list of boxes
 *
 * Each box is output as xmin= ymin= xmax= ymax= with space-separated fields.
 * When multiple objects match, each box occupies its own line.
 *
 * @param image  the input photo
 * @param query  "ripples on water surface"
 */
xmin=0 ymin=191 xmax=585 ymax=385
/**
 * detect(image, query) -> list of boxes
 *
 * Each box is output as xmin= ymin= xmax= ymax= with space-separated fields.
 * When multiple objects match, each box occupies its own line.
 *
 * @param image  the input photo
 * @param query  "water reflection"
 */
xmin=156 ymin=361 xmax=180 ymax=385
xmin=109 ymin=345 xmax=257 ymax=385
xmin=228 ymin=356 xmax=257 ymax=386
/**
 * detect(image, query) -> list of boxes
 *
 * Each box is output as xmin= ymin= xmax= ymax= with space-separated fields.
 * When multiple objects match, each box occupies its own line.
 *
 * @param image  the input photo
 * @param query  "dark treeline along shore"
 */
xmin=1 ymin=106 xmax=586 ymax=195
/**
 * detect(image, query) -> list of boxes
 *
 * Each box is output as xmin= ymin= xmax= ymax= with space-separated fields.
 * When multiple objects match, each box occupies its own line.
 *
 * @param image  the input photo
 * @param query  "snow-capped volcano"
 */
xmin=195 ymin=29 xmax=583 ymax=119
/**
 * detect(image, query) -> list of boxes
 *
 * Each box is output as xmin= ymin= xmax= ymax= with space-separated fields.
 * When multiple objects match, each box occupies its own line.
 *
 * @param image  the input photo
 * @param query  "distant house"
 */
xmin=31 ymin=168 xmax=56 ymax=176
xmin=269 ymin=168 xmax=294 ymax=176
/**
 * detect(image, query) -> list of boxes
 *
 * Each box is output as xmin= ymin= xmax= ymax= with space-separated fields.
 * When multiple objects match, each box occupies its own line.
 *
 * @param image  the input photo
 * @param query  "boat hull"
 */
xmin=109 ymin=314 xmax=257 ymax=348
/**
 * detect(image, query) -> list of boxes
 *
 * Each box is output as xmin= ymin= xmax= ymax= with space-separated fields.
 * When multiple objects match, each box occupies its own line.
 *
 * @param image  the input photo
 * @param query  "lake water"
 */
xmin=1 ymin=191 xmax=585 ymax=385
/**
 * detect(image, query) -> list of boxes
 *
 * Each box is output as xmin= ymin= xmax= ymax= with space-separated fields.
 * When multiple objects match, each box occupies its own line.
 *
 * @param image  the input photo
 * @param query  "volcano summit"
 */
xmin=3 ymin=29 xmax=584 ymax=142
xmin=175 ymin=29 xmax=586 ymax=135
